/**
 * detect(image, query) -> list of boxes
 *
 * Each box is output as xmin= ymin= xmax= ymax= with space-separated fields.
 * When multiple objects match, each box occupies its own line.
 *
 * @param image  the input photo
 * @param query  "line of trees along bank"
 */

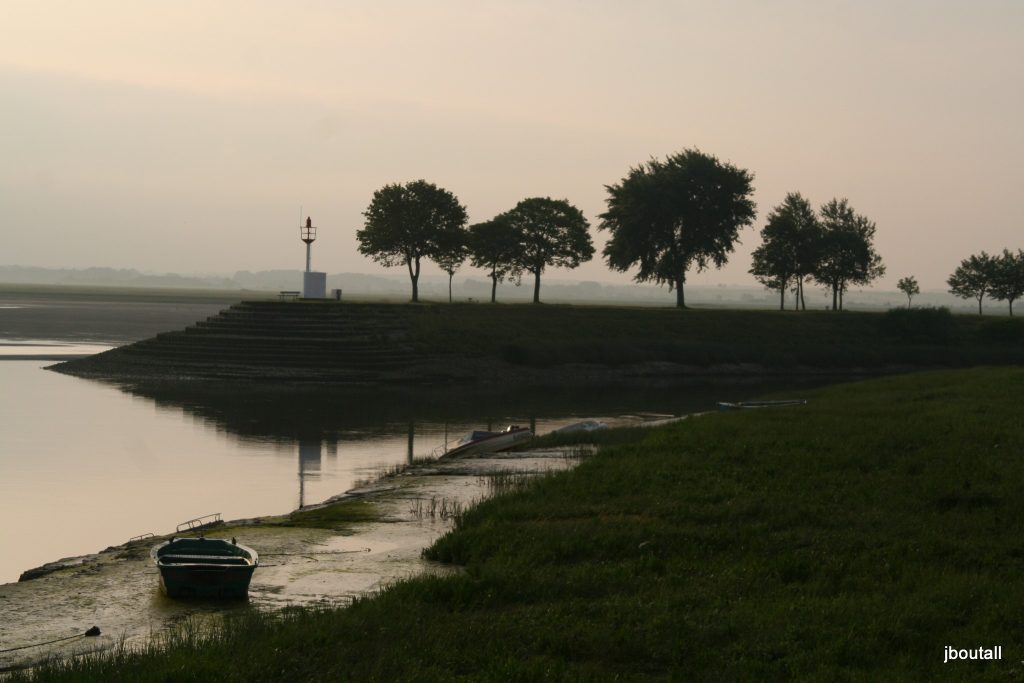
xmin=357 ymin=182 xmax=593 ymax=304
xmin=355 ymin=149 xmax=885 ymax=310
xmin=749 ymin=193 xmax=885 ymax=311
xmin=356 ymin=149 xmax=757 ymax=307
xmin=948 ymin=249 xmax=1024 ymax=315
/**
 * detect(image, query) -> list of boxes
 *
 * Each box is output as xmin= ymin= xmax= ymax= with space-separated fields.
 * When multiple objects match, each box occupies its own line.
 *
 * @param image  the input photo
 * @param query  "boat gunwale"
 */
xmin=444 ymin=426 xmax=533 ymax=457
xmin=151 ymin=538 xmax=260 ymax=569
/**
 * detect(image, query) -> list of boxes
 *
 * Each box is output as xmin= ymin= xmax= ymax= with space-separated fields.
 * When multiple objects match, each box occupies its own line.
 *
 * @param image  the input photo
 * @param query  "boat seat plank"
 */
xmin=159 ymin=554 xmax=250 ymax=563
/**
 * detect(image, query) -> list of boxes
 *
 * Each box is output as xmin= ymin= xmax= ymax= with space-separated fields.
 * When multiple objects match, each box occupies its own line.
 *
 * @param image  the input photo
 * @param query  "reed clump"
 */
xmin=407 ymin=496 xmax=467 ymax=522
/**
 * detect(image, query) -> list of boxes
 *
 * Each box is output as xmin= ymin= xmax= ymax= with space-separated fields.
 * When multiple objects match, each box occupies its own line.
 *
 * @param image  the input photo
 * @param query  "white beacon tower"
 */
xmin=300 ymin=216 xmax=327 ymax=298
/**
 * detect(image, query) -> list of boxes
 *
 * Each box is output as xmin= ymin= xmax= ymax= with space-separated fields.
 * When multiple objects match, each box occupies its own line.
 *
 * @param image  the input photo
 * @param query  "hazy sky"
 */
xmin=1 ymin=1 xmax=1021 ymax=290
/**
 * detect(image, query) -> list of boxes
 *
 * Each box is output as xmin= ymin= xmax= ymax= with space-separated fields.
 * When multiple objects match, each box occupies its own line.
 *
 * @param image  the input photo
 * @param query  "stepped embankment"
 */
xmin=52 ymin=300 xmax=1024 ymax=384
xmin=52 ymin=301 xmax=421 ymax=383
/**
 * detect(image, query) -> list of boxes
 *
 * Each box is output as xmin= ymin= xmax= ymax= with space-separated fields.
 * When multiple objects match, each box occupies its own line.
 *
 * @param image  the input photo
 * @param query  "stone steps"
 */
xmin=119 ymin=349 xmax=415 ymax=369
xmin=146 ymin=333 xmax=396 ymax=349
xmin=62 ymin=300 xmax=426 ymax=380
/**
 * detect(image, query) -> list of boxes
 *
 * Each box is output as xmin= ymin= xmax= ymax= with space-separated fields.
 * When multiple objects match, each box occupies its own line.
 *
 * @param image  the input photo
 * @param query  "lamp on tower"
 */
xmin=300 ymin=216 xmax=316 ymax=272
xmin=298 ymin=216 xmax=327 ymax=298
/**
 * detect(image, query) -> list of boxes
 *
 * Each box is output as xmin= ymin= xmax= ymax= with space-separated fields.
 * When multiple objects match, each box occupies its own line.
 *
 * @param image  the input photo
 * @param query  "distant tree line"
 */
xmin=947 ymin=249 xmax=1024 ymax=316
xmin=355 ymin=148 xmax=891 ymax=311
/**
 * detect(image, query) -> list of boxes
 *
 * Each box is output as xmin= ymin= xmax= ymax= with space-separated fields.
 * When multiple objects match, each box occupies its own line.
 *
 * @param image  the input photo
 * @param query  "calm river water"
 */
xmin=0 ymin=357 xmax=824 ymax=585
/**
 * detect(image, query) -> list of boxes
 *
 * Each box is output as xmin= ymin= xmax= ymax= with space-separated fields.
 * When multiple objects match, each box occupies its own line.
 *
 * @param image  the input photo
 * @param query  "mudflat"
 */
xmin=0 ymin=285 xmax=249 ymax=344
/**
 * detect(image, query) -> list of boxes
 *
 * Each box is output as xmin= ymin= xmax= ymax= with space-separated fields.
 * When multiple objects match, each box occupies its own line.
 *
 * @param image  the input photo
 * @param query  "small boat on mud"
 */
xmin=151 ymin=537 xmax=259 ymax=599
xmin=443 ymin=425 xmax=533 ymax=458
xmin=717 ymin=399 xmax=808 ymax=411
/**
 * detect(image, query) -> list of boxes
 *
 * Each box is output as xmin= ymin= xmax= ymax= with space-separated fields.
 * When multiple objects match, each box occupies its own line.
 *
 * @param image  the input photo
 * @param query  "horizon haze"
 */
xmin=2 ymin=1 xmax=1022 ymax=292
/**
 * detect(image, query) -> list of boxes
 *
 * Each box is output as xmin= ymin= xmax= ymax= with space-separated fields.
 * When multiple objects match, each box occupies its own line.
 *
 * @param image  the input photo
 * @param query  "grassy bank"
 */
xmin=15 ymin=367 xmax=1024 ymax=681
xmin=55 ymin=301 xmax=1024 ymax=381
xmin=409 ymin=303 xmax=1024 ymax=369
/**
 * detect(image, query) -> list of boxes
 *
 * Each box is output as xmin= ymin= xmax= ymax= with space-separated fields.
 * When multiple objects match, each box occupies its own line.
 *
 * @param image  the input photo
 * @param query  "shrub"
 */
xmin=879 ymin=306 xmax=956 ymax=344
xmin=500 ymin=344 xmax=530 ymax=365
xmin=976 ymin=318 xmax=1024 ymax=344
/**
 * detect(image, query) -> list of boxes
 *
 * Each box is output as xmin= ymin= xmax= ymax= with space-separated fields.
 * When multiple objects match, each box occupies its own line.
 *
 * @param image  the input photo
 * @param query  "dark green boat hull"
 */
xmin=158 ymin=564 xmax=256 ymax=599
xmin=153 ymin=537 xmax=258 ymax=599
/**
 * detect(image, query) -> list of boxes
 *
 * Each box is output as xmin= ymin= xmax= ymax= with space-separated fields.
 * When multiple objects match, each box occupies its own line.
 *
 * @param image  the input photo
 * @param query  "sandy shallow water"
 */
xmin=0 ymin=448 xmax=577 ymax=672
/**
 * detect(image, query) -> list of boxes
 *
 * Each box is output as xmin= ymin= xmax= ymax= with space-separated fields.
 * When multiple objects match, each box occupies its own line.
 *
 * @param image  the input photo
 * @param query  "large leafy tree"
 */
xmin=468 ymin=216 xmax=521 ymax=303
xmin=504 ymin=197 xmax=593 ymax=304
xmin=749 ymin=192 xmax=820 ymax=310
xmin=600 ymin=149 xmax=756 ymax=308
xmin=988 ymin=249 xmax=1024 ymax=316
xmin=948 ymin=251 xmax=998 ymax=315
xmin=812 ymin=198 xmax=885 ymax=311
xmin=357 ymin=180 xmax=467 ymax=302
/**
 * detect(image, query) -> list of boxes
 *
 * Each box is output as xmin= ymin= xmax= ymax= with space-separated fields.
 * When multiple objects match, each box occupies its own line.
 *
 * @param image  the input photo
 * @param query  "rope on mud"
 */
xmin=0 ymin=626 xmax=101 ymax=654
xmin=256 ymin=548 xmax=372 ymax=565
xmin=257 ymin=549 xmax=371 ymax=566
xmin=260 ymin=549 xmax=371 ymax=557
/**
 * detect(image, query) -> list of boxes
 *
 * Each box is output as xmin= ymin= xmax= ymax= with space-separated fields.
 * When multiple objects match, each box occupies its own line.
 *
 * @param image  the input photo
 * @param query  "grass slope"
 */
xmin=407 ymin=304 xmax=1023 ymax=369
xmin=16 ymin=368 xmax=1024 ymax=681
xmin=54 ymin=302 xmax=1024 ymax=381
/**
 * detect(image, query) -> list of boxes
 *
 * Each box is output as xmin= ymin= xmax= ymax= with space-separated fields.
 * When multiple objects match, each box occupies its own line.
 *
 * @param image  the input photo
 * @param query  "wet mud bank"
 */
xmin=0 ymin=448 xmax=580 ymax=673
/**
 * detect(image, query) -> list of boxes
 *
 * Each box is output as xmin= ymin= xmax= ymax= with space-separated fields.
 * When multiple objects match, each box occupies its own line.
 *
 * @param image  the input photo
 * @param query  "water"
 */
xmin=0 ymin=339 xmax=113 ymax=358
xmin=0 ymin=358 xmax=825 ymax=585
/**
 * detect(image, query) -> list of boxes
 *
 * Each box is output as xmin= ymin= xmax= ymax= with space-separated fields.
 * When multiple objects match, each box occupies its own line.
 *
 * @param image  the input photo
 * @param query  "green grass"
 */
xmin=407 ymin=303 xmax=1024 ymax=369
xmin=268 ymin=500 xmax=379 ymax=532
xmin=14 ymin=368 xmax=1024 ymax=681
xmin=54 ymin=300 xmax=1024 ymax=381
xmin=207 ymin=500 xmax=380 ymax=537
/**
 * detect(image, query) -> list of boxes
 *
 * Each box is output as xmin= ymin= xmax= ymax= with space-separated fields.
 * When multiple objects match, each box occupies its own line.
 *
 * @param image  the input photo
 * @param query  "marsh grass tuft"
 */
xmin=478 ymin=470 xmax=537 ymax=496
xmin=407 ymin=496 xmax=467 ymax=521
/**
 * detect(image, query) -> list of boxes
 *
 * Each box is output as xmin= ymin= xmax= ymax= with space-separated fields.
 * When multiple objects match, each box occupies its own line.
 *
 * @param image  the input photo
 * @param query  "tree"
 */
xmin=468 ymin=216 xmax=522 ymax=303
xmin=989 ymin=249 xmax=1024 ymax=316
xmin=600 ymin=149 xmax=756 ymax=308
xmin=749 ymin=193 xmax=819 ymax=310
xmin=357 ymin=180 xmax=467 ymax=302
xmin=750 ymin=247 xmax=791 ymax=310
xmin=897 ymin=276 xmax=920 ymax=307
xmin=812 ymin=198 xmax=885 ymax=311
xmin=947 ymin=251 xmax=997 ymax=315
xmin=434 ymin=228 xmax=468 ymax=303
xmin=503 ymin=197 xmax=593 ymax=304
xmin=791 ymin=201 xmax=825 ymax=311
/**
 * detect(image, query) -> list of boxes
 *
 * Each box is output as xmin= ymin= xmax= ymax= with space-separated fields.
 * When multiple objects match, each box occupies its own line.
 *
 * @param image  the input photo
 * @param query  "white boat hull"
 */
xmin=445 ymin=427 xmax=533 ymax=457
